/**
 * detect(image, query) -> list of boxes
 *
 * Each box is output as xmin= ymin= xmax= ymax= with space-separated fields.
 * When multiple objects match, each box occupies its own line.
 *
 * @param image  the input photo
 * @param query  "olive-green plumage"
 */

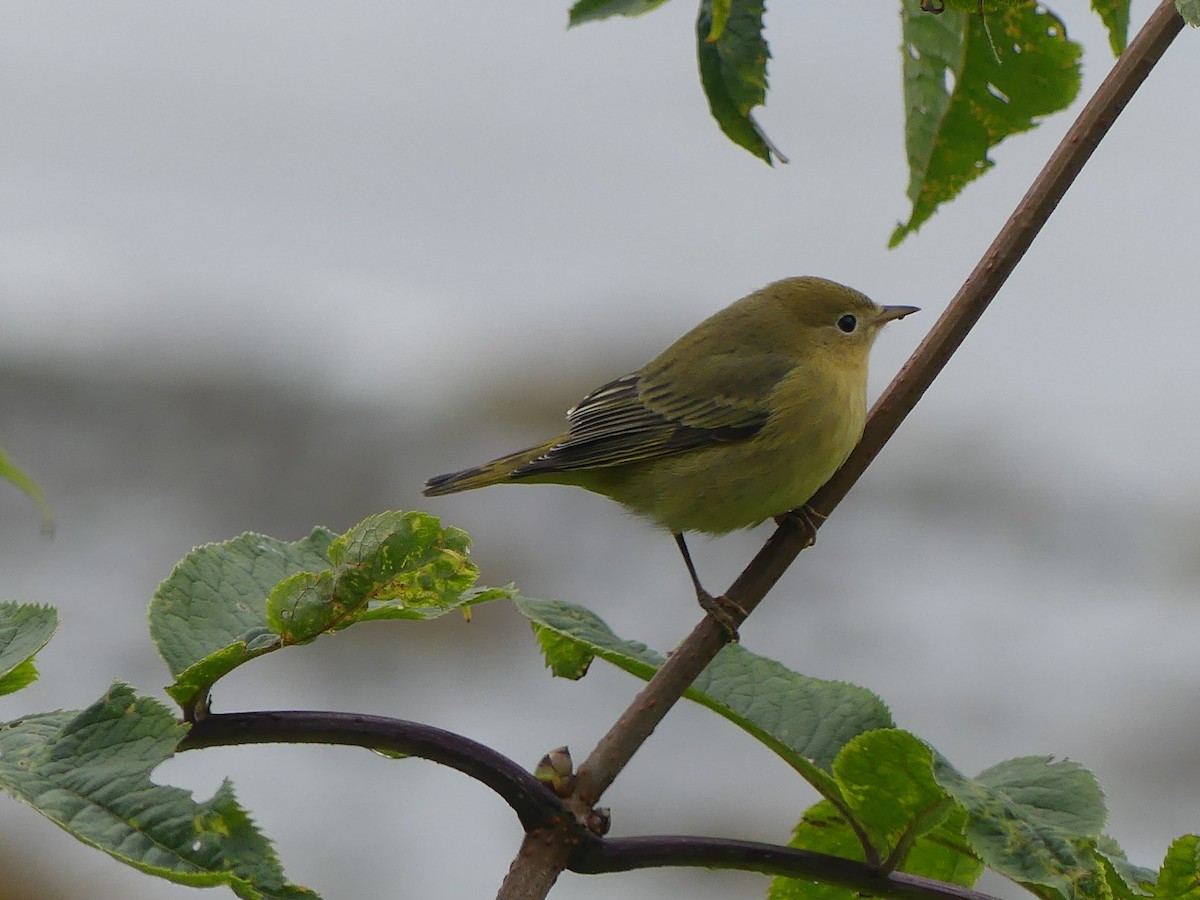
xmin=423 ymin=277 xmax=917 ymax=537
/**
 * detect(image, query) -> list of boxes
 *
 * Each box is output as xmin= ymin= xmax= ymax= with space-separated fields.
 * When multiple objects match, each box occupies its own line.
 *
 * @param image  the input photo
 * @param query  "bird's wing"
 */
xmin=512 ymin=352 xmax=794 ymax=475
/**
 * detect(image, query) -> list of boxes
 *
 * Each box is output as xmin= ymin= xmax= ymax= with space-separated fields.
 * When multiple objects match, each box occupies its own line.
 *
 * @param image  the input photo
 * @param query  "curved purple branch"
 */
xmin=575 ymin=836 xmax=1000 ymax=900
xmin=179 ymin=710 xmax=566 ymax=831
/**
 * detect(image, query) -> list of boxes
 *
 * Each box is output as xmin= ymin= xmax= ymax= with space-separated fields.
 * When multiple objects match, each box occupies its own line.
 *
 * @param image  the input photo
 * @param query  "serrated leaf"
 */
xmin=975 ymin=756 xmax=1107 ymax=836
xmin=1177 ymin=0 xmax=1200 ymax=28
xmin=1091 ymin=0 xmax=1130 ymax=54
xmin=150 ymin=528 xmax=335 ymax=707
xmin=150 ymin=528 xmax=336 ymax=678
xmin=0 ymin=445 xmax=53 ymax=535
xmin=1095 ymin=836 xmax=1157 ymax=899
xmin=769 ymin=801 xmax=983 ymax=900
xmin=568 ymin=0 xmax=673 ymax=26
xmin=151 ymin=512 xmax=511 ymax=712
xmin=513 ymin=597 xmax=892 ymax=799
xmin=517 ymin=597 xmax=659 ymax=679
xmin=1154 ymin=835 xmax=1200 ymax=900
xmin=832 ymin=729 xmax=951 ymax=862
xmin=933 ymin=755 xmax=1108 ymax=900
xmin=891 ymin=0 xmax=1082 ymax=246
xmin=532 ymin=622 xmax=597 ymax=680
xmin=697 ymin=0 xmax=781 ymax=163
xmin=0 ymin=683 xmax=316 ymax=899
xmin=0 ymin=602 xmax=57 ymax=698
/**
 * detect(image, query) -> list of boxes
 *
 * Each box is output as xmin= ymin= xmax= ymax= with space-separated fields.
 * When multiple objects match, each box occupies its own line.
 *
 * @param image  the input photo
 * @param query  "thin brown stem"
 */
xmin=498 ymin=2 xmax=1185 ymax=896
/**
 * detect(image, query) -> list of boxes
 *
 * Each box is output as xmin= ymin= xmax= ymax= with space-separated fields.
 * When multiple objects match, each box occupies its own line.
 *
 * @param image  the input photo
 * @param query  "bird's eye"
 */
xmin=837 ymin=314 xmax=858 ymax=333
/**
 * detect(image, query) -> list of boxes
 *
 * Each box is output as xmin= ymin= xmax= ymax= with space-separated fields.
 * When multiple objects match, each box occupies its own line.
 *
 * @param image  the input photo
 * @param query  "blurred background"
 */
xmin=1 ymin=1 xmax=1197 ymax=898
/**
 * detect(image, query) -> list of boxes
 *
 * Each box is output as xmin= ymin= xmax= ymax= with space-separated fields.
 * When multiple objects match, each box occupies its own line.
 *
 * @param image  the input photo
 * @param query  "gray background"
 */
xmin=0 ymin=2 xmax=1197 ymax=898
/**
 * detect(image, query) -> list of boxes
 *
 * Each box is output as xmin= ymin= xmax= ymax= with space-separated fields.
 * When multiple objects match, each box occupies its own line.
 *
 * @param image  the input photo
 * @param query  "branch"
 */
xmin=574 ymin=836 xmax=1000 ymax=900
xmin=179 ymin=710 xmax=1001 ymax=900
xmin=179 ymin=710 xmax=565 ymax=832
xmin=809 ymin=0 xmax=1186 ymax=515
xmin=501 ymin=0 xmax=1186 ymax=894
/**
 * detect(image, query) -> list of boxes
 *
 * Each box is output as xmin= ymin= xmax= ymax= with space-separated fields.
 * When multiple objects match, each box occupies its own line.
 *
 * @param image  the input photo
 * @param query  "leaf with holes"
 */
xmin=891 ymin=1 xmax=1081 ymax=245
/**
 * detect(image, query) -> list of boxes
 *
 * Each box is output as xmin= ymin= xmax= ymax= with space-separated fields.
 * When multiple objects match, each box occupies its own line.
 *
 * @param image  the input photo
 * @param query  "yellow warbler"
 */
xmin=424 ymin=277 xmax=917 ymax=633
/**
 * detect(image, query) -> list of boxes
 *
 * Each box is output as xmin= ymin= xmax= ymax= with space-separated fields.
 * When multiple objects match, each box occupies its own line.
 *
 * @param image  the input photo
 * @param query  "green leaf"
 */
xmin=974 ymin=756 xmax=1107 ymax=836
xmin=568 ymin=0 xmax=673 ymax=26
xmin=0 ymin=660 xmax=39 ymax=696
xmin=150 ymin=527 xmax=336 ymax=707
xmin=832 ymin=729 xmax=951 ymax=863
xmin=769 ymin=801 xmax=983 ymax=900
xmin=941 ymin=0 xmax=1024 ymax=10
xmin=531 ymin=619 xmax=598 ymax=680
xmin=933 ymin=755 xmax=1109 ymax=900
xmin=696 ymin=0 xmax=782 ymax=164
xmin=707 ymin=0 xmax=732 ymax=41
xmin=0 ymin=602 xmax=57 ymax=698
xmin=1177 ymin=0 xmax=1200 ymax=28
xmin=1095 ymin=836 xmax=1157 ymax=899
xmin=0 ymin=683 xmax=316 ymax=899
xmin=266 ymin=512 xmax=510 ymax=639
xmin=514 ymin=597 xmax=892 ymax=798
xmin=0 ymin=445 xmax=53 ymax=535
xmin=770 ymin=800 xmax=864 ymax=900
xmin=517 ymin=597 xmax=658 ymax=679
xmin=1091 ymin=0 xmax=1130 ymax=54
xmin=150 ymin=512 xmax=512 ymax=711
xmin=1153 ymin=835 xmax=1200 ymax=900
xmin=891 ymin=0 xmax=1082 ymax=246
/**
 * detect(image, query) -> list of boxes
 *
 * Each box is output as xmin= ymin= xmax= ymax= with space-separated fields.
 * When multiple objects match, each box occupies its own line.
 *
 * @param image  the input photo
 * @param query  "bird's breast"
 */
xmin=595 ymin=358 xmax=869 ymax=535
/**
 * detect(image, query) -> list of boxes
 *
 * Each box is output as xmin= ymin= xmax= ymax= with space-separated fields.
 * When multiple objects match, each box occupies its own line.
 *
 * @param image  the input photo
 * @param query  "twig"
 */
xmin=574 ymin=835 xmax=1000 ymax=900
xmin=499 ymin=1 xmax=1186 ymax=895
xmin=179 ymin=710 xmax=565 ymax=831
xmin=179 ymin=710 xmax=1002 ymax=900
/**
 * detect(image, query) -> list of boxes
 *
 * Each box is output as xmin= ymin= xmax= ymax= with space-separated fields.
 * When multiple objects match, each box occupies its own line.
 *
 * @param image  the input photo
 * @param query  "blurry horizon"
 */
xmin=2 ymin=1 xmax=1198 ymax=898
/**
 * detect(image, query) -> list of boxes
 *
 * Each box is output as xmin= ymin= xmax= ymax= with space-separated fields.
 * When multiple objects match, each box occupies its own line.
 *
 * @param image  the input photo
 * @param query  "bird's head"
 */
xmin=769 ymin=276 xmax=919 ymax=362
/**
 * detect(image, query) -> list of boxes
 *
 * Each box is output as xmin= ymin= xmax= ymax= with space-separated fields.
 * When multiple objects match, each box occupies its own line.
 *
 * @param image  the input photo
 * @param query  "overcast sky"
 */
xmin=0 ymin=3 xmax=1197 ymax=899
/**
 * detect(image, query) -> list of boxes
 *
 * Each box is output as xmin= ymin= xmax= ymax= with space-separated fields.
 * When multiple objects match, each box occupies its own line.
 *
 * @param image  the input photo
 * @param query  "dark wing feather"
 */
xmin=512 ymin=351 xmax=794 ymax=476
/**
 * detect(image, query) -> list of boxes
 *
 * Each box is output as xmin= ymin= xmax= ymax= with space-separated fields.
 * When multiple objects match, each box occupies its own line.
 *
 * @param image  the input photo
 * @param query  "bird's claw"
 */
xmin=697 ymin=590 xmax=746 ymax=642
xmin=775 ymin=504 xmax=827 ymax=549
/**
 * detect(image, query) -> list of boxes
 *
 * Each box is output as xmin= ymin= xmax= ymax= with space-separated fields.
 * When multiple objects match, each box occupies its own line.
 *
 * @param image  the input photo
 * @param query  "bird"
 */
xmin=423 ymin=276 xmax=918 ymax=637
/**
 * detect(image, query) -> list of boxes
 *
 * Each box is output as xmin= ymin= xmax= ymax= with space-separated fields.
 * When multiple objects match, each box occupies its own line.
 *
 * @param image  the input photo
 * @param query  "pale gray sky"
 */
xmin=0 ymin=3 xmax=1197 ymax=899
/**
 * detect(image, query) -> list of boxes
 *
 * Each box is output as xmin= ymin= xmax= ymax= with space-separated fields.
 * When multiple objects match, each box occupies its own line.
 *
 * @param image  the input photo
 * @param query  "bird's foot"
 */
xmin=774 ymin=504 xmax=827 ymax=549
xmin=697 ymin=590 xmax=746 ymax=642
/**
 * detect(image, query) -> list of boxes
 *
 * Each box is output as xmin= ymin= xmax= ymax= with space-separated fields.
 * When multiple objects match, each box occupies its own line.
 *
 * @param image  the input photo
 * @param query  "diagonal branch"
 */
xmin=499 ymin=1 xmax=1185 ymax=896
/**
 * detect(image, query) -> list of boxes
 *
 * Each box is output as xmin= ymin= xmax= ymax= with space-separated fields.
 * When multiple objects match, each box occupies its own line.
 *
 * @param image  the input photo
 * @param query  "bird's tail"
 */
xmin=422 ymin=440 xmax=556 ymax=496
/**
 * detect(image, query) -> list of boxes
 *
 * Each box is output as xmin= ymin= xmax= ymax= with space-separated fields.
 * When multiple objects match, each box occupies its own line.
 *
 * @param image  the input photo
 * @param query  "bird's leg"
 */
xmin=673 ymin=533 xmax=745 ymax=641
xmin=774 ymin=503 xmax=827 ymax=549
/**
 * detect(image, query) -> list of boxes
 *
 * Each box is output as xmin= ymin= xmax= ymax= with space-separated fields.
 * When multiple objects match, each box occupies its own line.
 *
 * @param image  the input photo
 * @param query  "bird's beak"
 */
xmin=874 ymin=305 xmax=920 ymax=325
